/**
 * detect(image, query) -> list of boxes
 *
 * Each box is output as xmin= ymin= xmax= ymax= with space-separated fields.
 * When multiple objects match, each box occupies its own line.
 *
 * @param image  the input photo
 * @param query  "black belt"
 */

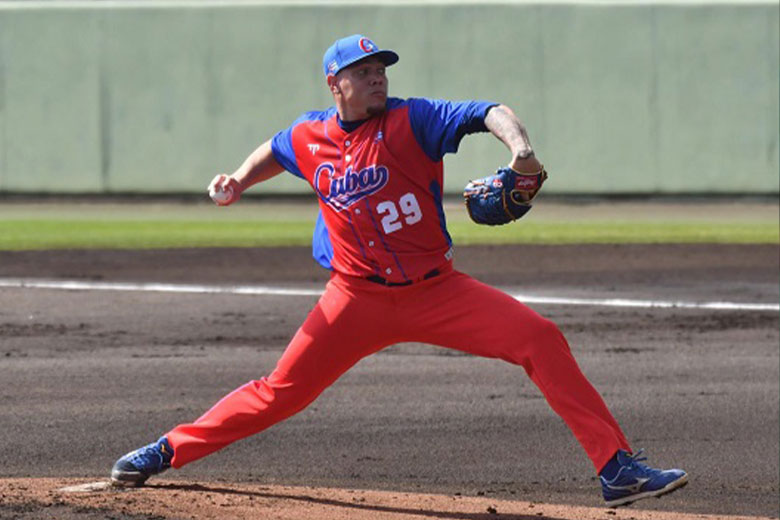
xmin=366 ymin=268 xmax=440 ymax=287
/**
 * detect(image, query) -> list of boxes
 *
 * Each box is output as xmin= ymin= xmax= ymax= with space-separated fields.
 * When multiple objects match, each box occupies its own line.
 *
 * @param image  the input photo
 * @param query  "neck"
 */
xmin=337 ymin=104 xmax=369 ymax=122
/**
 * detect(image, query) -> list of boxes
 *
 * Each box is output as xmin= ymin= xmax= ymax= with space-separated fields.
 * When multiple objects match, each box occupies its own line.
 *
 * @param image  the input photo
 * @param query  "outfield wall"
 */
xmin=0 ymin=1 xmax=777 ymax=195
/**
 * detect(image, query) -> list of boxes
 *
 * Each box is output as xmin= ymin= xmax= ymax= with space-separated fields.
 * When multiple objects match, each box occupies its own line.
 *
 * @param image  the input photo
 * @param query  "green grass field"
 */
xmin=0 ymin=200 xmax=777 ymax=250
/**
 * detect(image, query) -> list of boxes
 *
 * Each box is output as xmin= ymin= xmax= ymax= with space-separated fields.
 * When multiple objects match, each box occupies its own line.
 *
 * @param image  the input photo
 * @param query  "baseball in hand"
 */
xmin=209 ymin=184 xmax=233 ymax=204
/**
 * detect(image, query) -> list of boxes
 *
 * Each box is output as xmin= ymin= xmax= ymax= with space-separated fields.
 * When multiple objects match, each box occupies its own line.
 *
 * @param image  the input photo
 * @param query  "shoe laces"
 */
xmin=622 ymin=448 xmax=666 ymax=478
xmin=128 ymin=443 xmax=165 ymax=470
xmin=625 ymin=448 xmax=648 ymax=466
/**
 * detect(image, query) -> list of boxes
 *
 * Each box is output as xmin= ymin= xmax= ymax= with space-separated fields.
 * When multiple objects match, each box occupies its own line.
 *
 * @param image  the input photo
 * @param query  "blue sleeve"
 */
xmin=271 ymin=125 xmax=304 ymax=179
xmin=312 ymin=210 xmax=333 ymax=270
xmin=271 ymin=108 xmax=337 ymax=179
xmin=407 ymin=98 xmax=498 ymax=162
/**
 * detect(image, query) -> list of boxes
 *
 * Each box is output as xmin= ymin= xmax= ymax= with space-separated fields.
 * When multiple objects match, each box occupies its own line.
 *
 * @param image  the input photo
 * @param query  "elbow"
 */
xmin=488 ymin=104 xmax=516 ymax=118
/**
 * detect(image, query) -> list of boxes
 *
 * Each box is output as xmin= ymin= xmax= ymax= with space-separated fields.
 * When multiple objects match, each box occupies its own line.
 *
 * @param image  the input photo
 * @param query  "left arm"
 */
xmin=484 ymin=104 xmax=544 ymax=174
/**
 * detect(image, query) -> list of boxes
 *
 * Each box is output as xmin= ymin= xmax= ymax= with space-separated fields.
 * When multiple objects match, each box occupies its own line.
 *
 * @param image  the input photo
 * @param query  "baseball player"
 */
xmin=111 ymin=34 xmax=688 ymax=508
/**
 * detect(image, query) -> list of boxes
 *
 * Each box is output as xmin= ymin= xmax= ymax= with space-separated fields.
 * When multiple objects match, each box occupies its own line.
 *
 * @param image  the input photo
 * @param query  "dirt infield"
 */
xmin=0 ymin=478 xmax=774 ymax=520
xmin=0 ymin=244 xmax=778 ymax=519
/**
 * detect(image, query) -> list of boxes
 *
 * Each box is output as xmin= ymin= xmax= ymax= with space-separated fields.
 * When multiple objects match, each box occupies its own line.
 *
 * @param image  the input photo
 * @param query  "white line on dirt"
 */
xmin=510 ymin=294 xmax=779 ymax=311
xmin=0 ymin=278 xmax=777 ymax=312
xmin=0 ymin=278 xmax=322 ymax=297
xmin=57 ymin=481 xmax=114 ymax=493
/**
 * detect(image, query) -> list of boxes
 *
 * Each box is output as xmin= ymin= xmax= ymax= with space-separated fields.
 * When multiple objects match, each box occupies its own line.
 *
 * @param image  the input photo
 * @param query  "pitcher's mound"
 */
xmin=0 ymin=478 xmax=769 ymax=520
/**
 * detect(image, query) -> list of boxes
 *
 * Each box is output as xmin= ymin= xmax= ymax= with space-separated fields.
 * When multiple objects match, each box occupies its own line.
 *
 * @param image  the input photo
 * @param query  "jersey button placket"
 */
xmin=355 ymin=201 xmax=384 ymax=274
xmin=343 ymin=137 xmax=380 ymax=274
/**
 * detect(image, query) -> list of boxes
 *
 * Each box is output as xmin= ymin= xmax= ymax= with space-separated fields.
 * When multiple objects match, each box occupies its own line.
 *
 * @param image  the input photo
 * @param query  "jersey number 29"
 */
xmin=376 ymin=193 xmax=422 ymax=234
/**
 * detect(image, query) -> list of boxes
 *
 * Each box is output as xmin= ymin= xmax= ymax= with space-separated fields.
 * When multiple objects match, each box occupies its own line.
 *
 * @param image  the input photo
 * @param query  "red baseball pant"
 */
xmin=166 ymin=267 xmax=630 ymax=473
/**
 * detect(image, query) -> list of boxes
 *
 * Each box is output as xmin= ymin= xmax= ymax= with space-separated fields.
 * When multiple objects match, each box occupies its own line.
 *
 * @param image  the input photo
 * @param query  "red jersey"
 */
xmin=271 ymin=97 xmax=495 ymax=284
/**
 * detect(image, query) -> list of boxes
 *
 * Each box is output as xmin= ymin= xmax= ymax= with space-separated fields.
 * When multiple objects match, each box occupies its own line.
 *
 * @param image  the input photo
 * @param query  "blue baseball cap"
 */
xmin=323 ymin=34 xmax=399 ymax=77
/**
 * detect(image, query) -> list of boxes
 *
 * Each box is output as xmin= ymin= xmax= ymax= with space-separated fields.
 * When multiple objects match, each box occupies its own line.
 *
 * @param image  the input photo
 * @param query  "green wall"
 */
xmin=0 ymin=1 xmax=777 ymax=194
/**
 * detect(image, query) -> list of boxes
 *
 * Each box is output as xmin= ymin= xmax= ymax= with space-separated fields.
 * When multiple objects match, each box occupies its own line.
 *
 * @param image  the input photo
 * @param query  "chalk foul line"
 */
xmin=0 ymin=278 xmax=323 ymax=297
xmin=510 ymin=294 xmax=778 ymax=311
xmin=0 ymin=278 xmax=776 ymax=312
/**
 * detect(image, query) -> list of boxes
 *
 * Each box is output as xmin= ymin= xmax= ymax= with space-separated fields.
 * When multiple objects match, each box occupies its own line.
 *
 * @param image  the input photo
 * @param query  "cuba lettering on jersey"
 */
xmin=272 ymin=97 xmax=496 ymax=284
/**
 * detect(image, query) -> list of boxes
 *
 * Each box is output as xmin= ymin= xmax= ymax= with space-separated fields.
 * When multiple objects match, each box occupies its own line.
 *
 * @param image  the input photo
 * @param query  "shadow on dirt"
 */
xmin=151 ymin=481 xmax=568 ymax=520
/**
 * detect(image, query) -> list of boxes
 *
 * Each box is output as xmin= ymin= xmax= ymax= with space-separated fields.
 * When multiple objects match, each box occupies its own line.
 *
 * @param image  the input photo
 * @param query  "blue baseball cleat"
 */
xmin=110 ymin=436 xmax=174 ymax=487
xmin=600 ymin=449 xmax=688 ymax=507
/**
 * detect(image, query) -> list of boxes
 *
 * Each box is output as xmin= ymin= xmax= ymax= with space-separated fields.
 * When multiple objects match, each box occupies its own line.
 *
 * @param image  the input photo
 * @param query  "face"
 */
xmin=328 ymin=57 xmax=388 ymax=120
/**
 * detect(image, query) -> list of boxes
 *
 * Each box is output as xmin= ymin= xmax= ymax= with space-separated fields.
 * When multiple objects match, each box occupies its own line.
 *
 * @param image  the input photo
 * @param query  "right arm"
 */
xmin=484 ymin=104 xmax=543 ymax=174
xmin=208 ymin=139 xmax=286 ymax=205
xmin=228 ymin=139 xmax=285 ymax=189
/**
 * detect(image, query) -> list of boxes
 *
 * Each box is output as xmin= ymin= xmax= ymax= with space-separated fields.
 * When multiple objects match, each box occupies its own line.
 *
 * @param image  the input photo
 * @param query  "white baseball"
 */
xmin=209 ymin=185 xmax=233 ymax=204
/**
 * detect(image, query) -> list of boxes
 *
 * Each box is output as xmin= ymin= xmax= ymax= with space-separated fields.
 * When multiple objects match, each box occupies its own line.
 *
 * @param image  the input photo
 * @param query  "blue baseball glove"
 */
xmin=463 ymin=166 xmax=548 ymax=226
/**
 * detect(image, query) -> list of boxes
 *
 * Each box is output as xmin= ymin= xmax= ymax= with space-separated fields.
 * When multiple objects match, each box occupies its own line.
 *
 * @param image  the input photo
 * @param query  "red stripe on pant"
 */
xmin=166 ymin=269 xmax=630 ymax=473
